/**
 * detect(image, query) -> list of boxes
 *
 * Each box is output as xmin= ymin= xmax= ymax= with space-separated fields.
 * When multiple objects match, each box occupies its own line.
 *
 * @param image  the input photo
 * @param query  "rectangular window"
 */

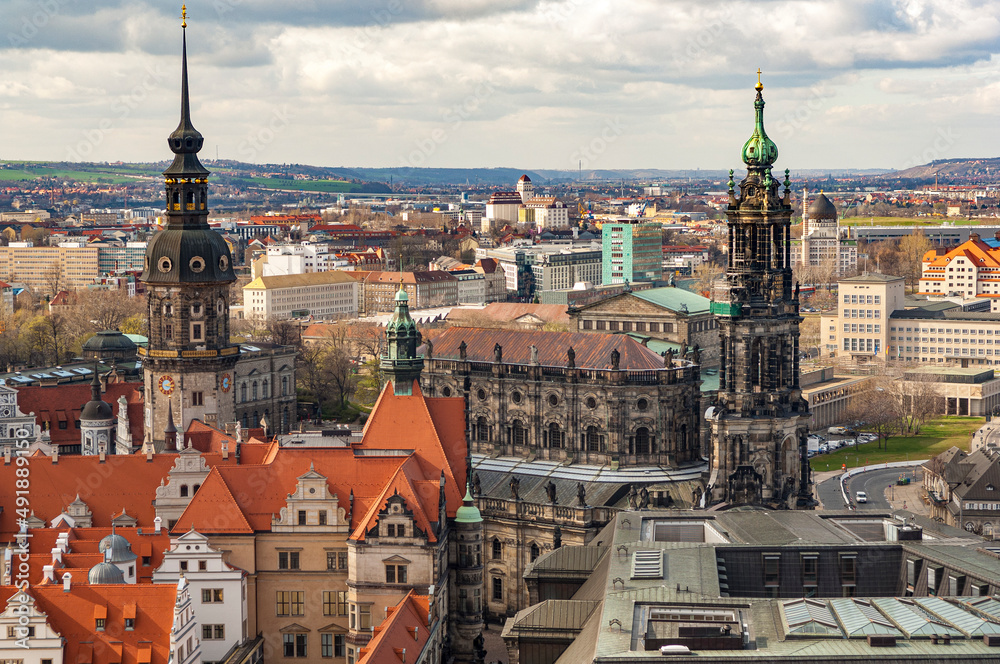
xmin=385 ymin=564 xmax=407 ymax=584
xmin=335 ymin=635 xmax=345 ymax=657
xmin=202 ymin=624 xmax=225 ymax=640
xmin=202 ymin=588 xmax=223 ymax=603
xmin=841 ymin=554 xmax=857 ymax=586
xmin=283 ymin=634 xmax=307 ymax=658
xmin=327 ymin=550 xmax=348 ymax=570
xmin=192 ymin=323 xmax=203 ymax=341
xmin=321 ymin=633 xmax=333 ymax=658
xmin=319 ymin=511 xmax=327 ymax=525
xmin=492 ymin=576 xmax=503 ymax=601
xmin=802 ymin=555 xmax=818 ymax=588
xmin=763 ymin=555 xmax=780 ymax=587
xmin=298 ymin=510 xmax=307 ymax=525
xmin=165 ymin=324 xmax=173 ymax=340
xmin=278 ymin=551 xmax=300 ymax=570
xmin=323 ymin=591 xmax=337 ymax=616
xmin=359 ymin=605 xmax=371 ymax=630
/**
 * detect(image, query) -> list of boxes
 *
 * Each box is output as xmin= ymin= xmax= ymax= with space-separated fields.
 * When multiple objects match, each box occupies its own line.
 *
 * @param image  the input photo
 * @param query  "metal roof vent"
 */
xmin=631 ymin=550 xmax=664 ymax=579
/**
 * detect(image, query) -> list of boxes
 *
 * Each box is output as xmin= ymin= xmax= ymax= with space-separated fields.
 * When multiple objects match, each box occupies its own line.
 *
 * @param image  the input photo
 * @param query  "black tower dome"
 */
xmin=141 ymin=7 xmax=234 ymax=286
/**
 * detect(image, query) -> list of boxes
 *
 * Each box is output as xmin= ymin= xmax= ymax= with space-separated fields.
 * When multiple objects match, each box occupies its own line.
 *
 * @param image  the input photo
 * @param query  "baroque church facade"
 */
xmin=706 ymin=77 xmax=812 ymax=509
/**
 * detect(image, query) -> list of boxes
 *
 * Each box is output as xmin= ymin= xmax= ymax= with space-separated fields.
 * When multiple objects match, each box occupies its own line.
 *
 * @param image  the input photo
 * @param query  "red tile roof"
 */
xmin=24 ymin=527 xmax=171 ymax=585
xmin=2 ymin=583 xmax=177 ymax=664
xmin=173 ymin=381 xmax=468 ymax=540
xmin=358 ymin=591 xmax=431 ymax=664
xmin=447 ymin=302 xmax=570 ymax=325
xmin=428 ymin=326 xmax=666 ymax=370
xmin=17 ymin=382 xmax=144 ymax=449
xmin=0 ymin=448 xmax=246 ymax=538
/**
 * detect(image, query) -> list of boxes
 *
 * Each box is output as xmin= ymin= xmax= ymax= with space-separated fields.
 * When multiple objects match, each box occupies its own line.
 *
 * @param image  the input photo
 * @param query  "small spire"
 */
xmin=180 ymin=4 xmax=187 ymax=29
xmin=755 ymin=68 xmax=763 ymax=92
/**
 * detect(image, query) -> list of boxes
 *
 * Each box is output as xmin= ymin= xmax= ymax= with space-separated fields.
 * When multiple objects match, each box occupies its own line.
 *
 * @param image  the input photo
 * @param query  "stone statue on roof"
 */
xmin=567 ymin=346 xmax=576 ymax=368
xmin=627 ymin=485 xmax=638 ymax=509
xmin=692 ymin=343 xmax=701 ymax=366
xmin=425 ymin=337 xmax=433 ymax=359
xmin=610 ymin=348 xmax=620 ymax=370
xmin=493 ymin=342 xmax=503 ymax=364
xmin=546 ymin=480 xmax=558 ymax=504
xmin=459 ymin=340 xmax=467 ymax=360
xmin=473 ymin=472 xmax=481 ymax=496
xmin=529 ymin=344 xmax=538 ymax=365
xmin=577 ymin=481 xmax=587 ymax=506
xmin=639 ymin=485 xmax=650 ymax=509
xmin=510 ymin=475 xmax=520 ymax=500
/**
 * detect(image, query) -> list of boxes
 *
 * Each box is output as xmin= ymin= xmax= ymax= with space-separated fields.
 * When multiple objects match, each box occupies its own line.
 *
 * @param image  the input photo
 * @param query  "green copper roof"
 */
xmin=741 ymin=81 xmax=778 ymax=169
xmin=386 ymin=284 xmax=417 ymax=333
xmin=454 ymin=485 xmax=483 ymax=524
xmin=633 ymin=287 xmax=711 ymax=314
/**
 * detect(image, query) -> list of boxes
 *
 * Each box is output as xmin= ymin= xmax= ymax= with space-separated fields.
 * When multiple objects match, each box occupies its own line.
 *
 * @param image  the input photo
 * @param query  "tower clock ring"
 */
xmin=158 ymin=375 xmax=175 ymax=395
xmin=220 ymin=373 xmax=232 ymax=392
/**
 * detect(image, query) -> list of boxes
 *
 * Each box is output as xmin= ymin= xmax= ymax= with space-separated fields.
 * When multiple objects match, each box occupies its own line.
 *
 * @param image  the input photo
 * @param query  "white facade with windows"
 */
xmin=152 ymin=529 xmax=248 ymax=663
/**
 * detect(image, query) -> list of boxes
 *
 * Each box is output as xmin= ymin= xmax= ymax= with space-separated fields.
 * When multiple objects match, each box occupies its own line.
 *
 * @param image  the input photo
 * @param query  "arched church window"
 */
xmin=512 ymin=420 xmax=526 ymax=446
xmin=548 ymin=423 xmax=562 ymax=449
xmin=635 ymin=427 xmax=650 ymax=455
xmin=492 ymin=538 xmax=502 ymax=560
xmin=240 ymin=383 xmax=247 ymax=403
xmin=252 ymin=382 xmax=258 ymax=400
xmin=586 ymin=426 xmax=600 ymax=452
xmin=530 ymin=542 xmax=540 ymax=562
xmin=281 ymin=376 xmax=288 ymax=396
xmin=262 ymin=379 xmax=269 ymax=399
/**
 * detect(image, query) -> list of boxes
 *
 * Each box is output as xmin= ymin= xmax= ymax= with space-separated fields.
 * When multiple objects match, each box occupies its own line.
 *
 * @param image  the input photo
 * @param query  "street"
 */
xmin=815 ymin=466 xmax=922 ymax=511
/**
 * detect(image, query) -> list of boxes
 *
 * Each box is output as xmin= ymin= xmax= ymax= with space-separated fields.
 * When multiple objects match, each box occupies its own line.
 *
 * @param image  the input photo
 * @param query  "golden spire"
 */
xmin=755 ymin=68 xmax=763 ymax=92
xmin=181 ymin=4 xmax=187 ymax=28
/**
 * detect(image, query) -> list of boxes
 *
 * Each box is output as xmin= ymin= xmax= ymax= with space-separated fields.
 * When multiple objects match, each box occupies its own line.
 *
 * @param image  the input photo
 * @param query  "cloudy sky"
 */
xmin=1 ymin=0 xmax=999 ymax=172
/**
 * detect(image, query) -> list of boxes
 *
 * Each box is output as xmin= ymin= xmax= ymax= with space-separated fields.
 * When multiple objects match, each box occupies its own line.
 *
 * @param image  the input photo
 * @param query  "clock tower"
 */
xmin=706 ymin=75 xmax=812 ymax=508
xmin=140 ymin=9 xmax=238 ymax=447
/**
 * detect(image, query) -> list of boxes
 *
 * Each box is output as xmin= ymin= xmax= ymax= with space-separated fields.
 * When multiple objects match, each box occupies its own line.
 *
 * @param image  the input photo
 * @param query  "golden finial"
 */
xmin=755 ymin=68 xmax=763 ymax=92
xmin=181 ymin=4 xmax=187 ymax=28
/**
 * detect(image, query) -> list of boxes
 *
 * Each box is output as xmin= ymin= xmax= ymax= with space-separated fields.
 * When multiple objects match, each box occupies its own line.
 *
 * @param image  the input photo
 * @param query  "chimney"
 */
xmin=51 ymin=547 xmax=62 ymax=565
xmin=43 ymin=564 xmax=55 ymax=583
xmin=153 ymin=516 xmax=162 ymax=534
xmin=62 ymin=572 xmax=72 ymax=592
xmin=56 ymin=533 xmax=69 ymax=552
xmin=98 ymin=444 xmax=106 ymax=463
xmin=51 ymin=445 xmax=58 ymax=464
xmin=221 ymin=440 xmax=229 ymax=460
xmin=145 ymin=443 xmax=154 ymax=462
xmin=3 ymin=447 xmax=9 ymax=465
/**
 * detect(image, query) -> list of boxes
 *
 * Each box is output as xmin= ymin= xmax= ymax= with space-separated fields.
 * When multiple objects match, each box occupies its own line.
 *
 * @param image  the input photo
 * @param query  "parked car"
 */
xmin=856 ymin=491 xmax=868 ymax=503
xmin=818 ymin=444 xmax=829 ymax=454
xmin=828 ymin=426 xmax=848 ymax=435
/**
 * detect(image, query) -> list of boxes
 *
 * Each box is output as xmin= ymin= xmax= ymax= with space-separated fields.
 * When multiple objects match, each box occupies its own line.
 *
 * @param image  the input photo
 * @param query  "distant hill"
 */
xmin=887 ymin=158 xmax=1000 ymax=180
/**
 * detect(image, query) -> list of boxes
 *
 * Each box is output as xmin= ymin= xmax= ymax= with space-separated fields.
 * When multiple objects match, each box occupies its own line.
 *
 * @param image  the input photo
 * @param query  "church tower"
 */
xmin=379 ymin=284 xmax=424 ymax=395
xmin=140 ymin=7 xmax=238 ymax=447
xmin=706 ymin=75 xmax=811 ymax=508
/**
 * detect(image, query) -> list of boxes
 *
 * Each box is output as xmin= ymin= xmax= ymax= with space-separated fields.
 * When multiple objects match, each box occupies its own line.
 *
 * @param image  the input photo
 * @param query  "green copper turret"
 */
xmin=381 ymin=284 xmax=424 ymax=395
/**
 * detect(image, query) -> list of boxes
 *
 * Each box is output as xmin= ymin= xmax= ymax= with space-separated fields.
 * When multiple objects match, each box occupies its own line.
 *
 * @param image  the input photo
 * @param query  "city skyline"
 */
xmin=1 ymin=0 xmax=998 ymax=172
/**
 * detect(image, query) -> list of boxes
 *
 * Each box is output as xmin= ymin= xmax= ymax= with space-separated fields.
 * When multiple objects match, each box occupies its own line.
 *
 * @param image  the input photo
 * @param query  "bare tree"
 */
xmin=298 ymin=340 xmax=354 ymax=416
xmin=74 ymin=289 xmax=145 ymax=333
xmin=843 ymin=373 xmax=902 ymax=451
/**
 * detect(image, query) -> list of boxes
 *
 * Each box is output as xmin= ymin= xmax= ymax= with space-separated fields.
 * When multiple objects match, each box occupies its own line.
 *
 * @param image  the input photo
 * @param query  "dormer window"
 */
xmin=95 ymin=618 xmax=106 ymax=631
xmin=125 ymin=618 xmax=135 ymax=630
xmin=989 ymin=485 xmax=996 ymax=491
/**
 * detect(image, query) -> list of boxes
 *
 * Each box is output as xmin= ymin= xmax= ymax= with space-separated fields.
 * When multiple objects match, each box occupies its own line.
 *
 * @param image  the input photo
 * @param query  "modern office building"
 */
xmin=243 ymin=270 xmax=359 ymax=320
xmin=601 ymin=218 xmax=663 ymax=285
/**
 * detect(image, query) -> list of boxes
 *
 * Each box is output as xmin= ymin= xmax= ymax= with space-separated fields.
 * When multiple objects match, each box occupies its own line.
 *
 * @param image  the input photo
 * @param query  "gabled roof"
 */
xmin=427 ymin=326 xmax=665 ymax=371
xmin=923 ymin=237 xmax=1000 ymax=270
xmin=2 ymin=583 xmax=178 ymax=664
xmin=447 ymin=302 xmax=570 ymax=325
xmin=25 ymin=527 xmax=171 ymax=585
xmin=358 ymin=591 xmax=431 ymax=664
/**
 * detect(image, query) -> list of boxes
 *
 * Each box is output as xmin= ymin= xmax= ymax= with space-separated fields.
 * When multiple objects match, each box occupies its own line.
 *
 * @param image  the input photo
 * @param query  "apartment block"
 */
xmin=0 ymin=242 xmax=100 ymax=292
xmin=243 ymin=270 xmax=358 ymax=320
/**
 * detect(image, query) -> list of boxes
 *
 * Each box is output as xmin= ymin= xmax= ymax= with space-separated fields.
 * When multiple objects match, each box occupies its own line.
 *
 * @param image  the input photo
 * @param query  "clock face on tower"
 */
xmin=220 ymin=373 xmax=232 ymax=392
xmin=158 ymin=375 xmax=175 ymax=395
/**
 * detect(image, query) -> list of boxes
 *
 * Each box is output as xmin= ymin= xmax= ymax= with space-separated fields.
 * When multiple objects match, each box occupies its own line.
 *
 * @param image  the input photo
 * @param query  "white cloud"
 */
xmin=0 ymin=0 xmax=999 ymax=169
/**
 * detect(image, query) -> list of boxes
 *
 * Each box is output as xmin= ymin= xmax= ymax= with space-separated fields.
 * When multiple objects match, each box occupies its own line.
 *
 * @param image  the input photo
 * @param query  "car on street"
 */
xmin=856 ymin=491 xmax=868 ymax=503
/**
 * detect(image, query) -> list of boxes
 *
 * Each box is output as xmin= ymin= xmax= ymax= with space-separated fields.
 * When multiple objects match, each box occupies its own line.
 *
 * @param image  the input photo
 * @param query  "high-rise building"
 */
xmin=139 ymin=21 xmax=239 ymax=445
xmin=707 ymin=78 xmax=811 ymax=508
xmin=601 ymin=218 xmax=663 ymax=285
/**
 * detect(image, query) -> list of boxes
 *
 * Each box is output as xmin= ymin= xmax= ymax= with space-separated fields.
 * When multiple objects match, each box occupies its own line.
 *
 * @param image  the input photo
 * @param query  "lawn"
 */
xmin=809 ymin=416 xmax=983 ymax=472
